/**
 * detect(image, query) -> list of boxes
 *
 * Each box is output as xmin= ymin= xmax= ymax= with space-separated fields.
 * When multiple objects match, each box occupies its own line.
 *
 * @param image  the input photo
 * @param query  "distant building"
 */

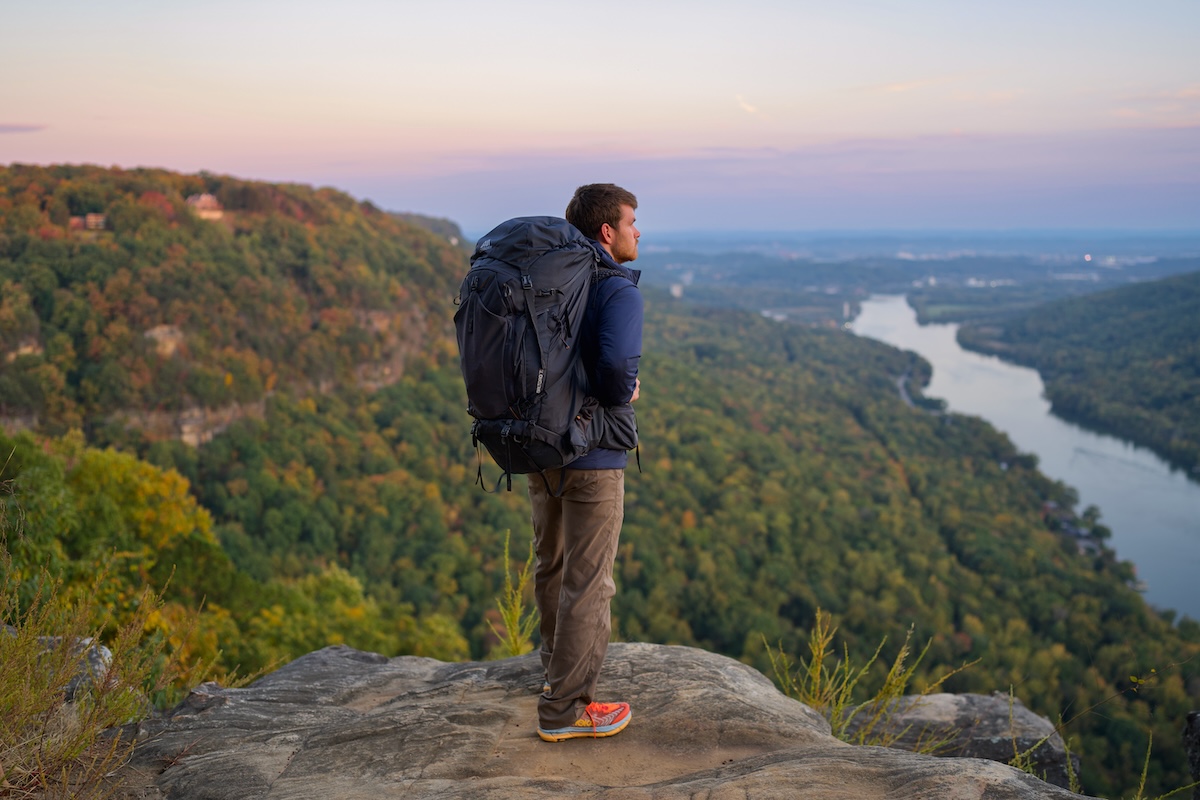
xmin=186 ymin=193 xmax=224 ymax=220
xmin=85 ymin=213 xmax=107 ymax=230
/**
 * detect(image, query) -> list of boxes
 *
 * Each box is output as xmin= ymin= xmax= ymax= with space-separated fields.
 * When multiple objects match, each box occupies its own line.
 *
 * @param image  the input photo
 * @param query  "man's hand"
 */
xmin=630 ymin=378 xmax=640 ymax=403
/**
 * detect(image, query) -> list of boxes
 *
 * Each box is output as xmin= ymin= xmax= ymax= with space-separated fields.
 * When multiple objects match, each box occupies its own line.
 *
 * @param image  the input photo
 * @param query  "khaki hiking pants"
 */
xmin=527 ymin=467 xmax=625 ymax=729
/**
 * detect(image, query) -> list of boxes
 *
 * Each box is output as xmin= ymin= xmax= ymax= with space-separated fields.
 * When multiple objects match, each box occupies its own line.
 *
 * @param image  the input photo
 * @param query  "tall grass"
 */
xmin=763 ymin=609 xmax=973 ymax=751
xmin=487 ymin=530 xmax=538 ymax=659
xmin=0 ymin=459 xmax=189 ymax=798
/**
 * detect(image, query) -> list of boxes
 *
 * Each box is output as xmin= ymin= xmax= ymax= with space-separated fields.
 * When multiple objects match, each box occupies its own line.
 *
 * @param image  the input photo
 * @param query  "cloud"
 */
xmin=0 ymin=124 xmax=47 ymax=134
xmin=736 ymin=95 xmax=758 ymax=114
xmin=858 ymin=76 xmax=958 ymax=95
xmin=1111 ymin=84 xmax=1200 ymax=125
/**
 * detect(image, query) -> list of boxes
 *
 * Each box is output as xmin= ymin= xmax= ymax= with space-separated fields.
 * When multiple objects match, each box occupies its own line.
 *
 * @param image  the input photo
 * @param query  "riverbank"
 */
xmin=852 ymin=294 xmax=1200 ymax=621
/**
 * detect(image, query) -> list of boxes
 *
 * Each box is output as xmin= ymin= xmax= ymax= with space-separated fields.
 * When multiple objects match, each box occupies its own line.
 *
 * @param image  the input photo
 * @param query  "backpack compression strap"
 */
xmin=518 ymin=267 xmax=549 ymax=398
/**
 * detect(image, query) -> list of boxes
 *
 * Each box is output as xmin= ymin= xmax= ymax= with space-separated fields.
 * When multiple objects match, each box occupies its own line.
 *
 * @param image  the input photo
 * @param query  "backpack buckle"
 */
xmin=520 ymin=274 xmax=533 ymax=290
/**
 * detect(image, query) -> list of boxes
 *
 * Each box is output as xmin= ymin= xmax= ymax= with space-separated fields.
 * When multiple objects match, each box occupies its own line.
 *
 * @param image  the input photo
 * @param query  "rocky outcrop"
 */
xmin=117 ymin=643 xmax=1089 ymax=799
xmin=112 ymin=307 xmax=426 ymax=445
xmin=113 ymin=401 xmax=268 ymax=447
xmin=2 ymin=624 xmax=113 ymax=701
xmin=848 ymin=692 xmax=1079 ymax=789
xmin=0 ymin=413 xmax=37 ymax=433
xmin=1185 ymin=711 xmax=1200 ymax=800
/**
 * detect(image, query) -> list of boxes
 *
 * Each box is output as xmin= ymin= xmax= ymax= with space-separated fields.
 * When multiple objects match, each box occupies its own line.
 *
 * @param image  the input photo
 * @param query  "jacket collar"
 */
xmin=589 ymin=240 xmax=642 ymax=286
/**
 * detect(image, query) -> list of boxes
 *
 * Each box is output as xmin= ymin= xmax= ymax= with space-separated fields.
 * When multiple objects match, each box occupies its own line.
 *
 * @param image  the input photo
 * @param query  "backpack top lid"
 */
xmin=472 ymin=216 xmax=592 ymax=268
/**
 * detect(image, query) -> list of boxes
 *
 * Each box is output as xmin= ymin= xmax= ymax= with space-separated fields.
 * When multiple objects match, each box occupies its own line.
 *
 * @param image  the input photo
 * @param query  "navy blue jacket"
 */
xmin=570 ymin=242 xmax=643 ymax=470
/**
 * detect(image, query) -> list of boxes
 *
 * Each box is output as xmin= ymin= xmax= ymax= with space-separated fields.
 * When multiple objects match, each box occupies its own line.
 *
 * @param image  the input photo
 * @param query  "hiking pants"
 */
xmin=527 ymin=467 xmax=625 ymax=729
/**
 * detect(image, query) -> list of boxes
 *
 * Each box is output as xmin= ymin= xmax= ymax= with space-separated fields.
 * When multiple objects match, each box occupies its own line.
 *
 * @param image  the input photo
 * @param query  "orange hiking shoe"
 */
xmin=537 ymin=701 xmax=631 ymax=742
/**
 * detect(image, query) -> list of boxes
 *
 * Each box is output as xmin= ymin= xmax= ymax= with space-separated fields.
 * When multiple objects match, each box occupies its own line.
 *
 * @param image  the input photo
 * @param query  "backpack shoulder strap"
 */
xmin=591 ymin=267 xmax=624 ymax=284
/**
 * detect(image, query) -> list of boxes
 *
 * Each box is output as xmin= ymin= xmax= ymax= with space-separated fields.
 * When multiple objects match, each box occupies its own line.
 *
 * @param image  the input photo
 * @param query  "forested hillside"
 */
xmin=0 ymin=164 xmax=464 ymax=443
xmin=958 ymin=270 xmax=1200 ymax=478
xmin=1 ymin=165 xmax=1198 ymax=797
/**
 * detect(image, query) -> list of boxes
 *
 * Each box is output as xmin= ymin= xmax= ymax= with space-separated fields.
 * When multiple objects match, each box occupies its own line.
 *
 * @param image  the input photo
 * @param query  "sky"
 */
xmin=3 ymin=0 xmax=1199 ymax=233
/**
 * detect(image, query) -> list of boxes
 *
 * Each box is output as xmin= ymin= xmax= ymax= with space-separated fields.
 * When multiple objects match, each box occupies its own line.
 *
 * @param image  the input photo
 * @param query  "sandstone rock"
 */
xmin=122 ymin=643 xmax=1090 ymax=799
xmin=847 ymin=692 xmax=1080 ymax=789
xmin=2 ymin=623 xmax=113 ymax=701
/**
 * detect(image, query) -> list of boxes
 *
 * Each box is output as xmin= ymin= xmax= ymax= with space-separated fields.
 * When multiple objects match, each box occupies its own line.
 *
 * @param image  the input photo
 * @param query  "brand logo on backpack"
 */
xmin=454 ymin=217 xmax=612 ymax=489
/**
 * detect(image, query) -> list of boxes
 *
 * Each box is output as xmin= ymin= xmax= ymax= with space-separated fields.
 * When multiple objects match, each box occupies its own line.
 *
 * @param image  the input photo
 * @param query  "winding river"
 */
xmin=851 ymin=295 xmax=1200 ymax=620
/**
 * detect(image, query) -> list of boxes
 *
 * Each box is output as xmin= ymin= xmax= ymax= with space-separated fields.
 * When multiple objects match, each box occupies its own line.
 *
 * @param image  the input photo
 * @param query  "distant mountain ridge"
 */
xmin=958 ymin=269 xmax=1200 ymax=477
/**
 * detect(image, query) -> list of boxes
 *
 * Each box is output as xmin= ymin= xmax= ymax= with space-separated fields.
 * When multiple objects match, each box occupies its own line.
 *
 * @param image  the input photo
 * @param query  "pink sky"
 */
xmin=3 ymin=0 xmax=1198 ymax=232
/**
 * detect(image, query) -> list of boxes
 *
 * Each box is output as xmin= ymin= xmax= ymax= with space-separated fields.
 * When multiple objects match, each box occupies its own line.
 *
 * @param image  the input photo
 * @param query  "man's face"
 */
xmin=608 ymin=204 xmax=640 ymax=264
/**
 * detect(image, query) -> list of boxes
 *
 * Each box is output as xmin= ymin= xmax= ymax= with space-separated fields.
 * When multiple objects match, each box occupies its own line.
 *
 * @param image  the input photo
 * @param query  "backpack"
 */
xmin=454 ymin=216 xmax=617 ymax=489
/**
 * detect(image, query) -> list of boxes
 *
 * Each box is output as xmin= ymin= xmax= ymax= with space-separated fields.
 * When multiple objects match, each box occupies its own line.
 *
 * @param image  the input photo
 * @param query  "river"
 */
xmin=851 ymin=294 xmax=1200 ymax=620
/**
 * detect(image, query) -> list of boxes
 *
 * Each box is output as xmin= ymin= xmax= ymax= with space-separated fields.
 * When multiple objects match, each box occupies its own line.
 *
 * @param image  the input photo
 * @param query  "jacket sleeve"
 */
xmin=593 ymin=282 xmax=644 ymax=407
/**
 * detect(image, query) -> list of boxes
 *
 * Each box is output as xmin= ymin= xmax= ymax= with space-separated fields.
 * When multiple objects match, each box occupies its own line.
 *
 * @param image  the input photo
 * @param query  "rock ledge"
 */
xmin=123 ymin=642 xmax=1088 ymax=799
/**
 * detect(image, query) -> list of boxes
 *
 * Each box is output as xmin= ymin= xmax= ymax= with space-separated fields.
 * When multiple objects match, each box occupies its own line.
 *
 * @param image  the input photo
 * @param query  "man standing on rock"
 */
xmin=532 ymin=184 xmax=643 ymax=742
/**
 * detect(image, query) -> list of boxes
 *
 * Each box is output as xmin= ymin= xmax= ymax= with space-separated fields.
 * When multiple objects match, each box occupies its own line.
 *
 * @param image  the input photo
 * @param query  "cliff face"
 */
xmin=120 ymin=643 xmax=1087 ymax=799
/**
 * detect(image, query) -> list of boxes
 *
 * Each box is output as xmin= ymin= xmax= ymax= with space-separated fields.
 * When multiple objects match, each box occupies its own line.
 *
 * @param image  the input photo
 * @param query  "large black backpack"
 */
xmin=454 ymin=217 xmax=612 ymax=488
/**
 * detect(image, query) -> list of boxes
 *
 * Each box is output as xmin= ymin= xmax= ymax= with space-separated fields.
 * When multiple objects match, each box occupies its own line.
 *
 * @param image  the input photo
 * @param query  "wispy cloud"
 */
xmin=736 ymin=95 xmax=758 ymax=114
xmin=1111 ymin=84 xmax=1200 ymax=125
xmin=0 ymin=124 xmax=47 ymax=134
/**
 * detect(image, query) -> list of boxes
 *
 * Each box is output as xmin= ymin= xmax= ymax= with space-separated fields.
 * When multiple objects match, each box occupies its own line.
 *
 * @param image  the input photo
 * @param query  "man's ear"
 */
xmin=598 ymin=222 xmax=615 ymax=245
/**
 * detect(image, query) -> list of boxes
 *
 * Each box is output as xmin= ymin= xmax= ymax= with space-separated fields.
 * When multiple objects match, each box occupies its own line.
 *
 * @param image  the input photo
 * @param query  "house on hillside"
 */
xmin=68 ymin=214 xmax=108 ymax=232
xmin=186 ymin=193 xmax=224 ymax=220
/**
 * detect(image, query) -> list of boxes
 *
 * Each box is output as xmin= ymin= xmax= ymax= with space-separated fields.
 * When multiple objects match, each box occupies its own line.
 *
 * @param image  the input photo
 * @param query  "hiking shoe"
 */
xmin=537 ymin=701 xmax=631 ymax=742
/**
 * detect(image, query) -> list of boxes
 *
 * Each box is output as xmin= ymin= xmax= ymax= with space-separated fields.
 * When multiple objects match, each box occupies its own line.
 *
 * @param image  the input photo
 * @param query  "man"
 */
xmin=532 ymin=184 xmax=643 ymax=742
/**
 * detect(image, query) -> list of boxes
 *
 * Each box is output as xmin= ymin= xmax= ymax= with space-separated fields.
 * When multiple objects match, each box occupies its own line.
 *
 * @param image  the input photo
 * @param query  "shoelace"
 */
xmin=580 ymin=703 xmax=624 ymax=737
xmin=583 ymin=704 xmax=601 ymax=737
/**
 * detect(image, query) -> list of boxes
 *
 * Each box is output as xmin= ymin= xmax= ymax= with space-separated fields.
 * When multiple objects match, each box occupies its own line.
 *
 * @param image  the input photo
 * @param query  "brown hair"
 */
xmin=564 ymin=184 xmax=637 ymax=240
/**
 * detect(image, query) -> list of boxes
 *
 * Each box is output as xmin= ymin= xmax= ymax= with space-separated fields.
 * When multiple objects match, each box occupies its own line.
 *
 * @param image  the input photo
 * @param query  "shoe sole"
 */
xmin=536 ymin=710 xmax=631 ymax=742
